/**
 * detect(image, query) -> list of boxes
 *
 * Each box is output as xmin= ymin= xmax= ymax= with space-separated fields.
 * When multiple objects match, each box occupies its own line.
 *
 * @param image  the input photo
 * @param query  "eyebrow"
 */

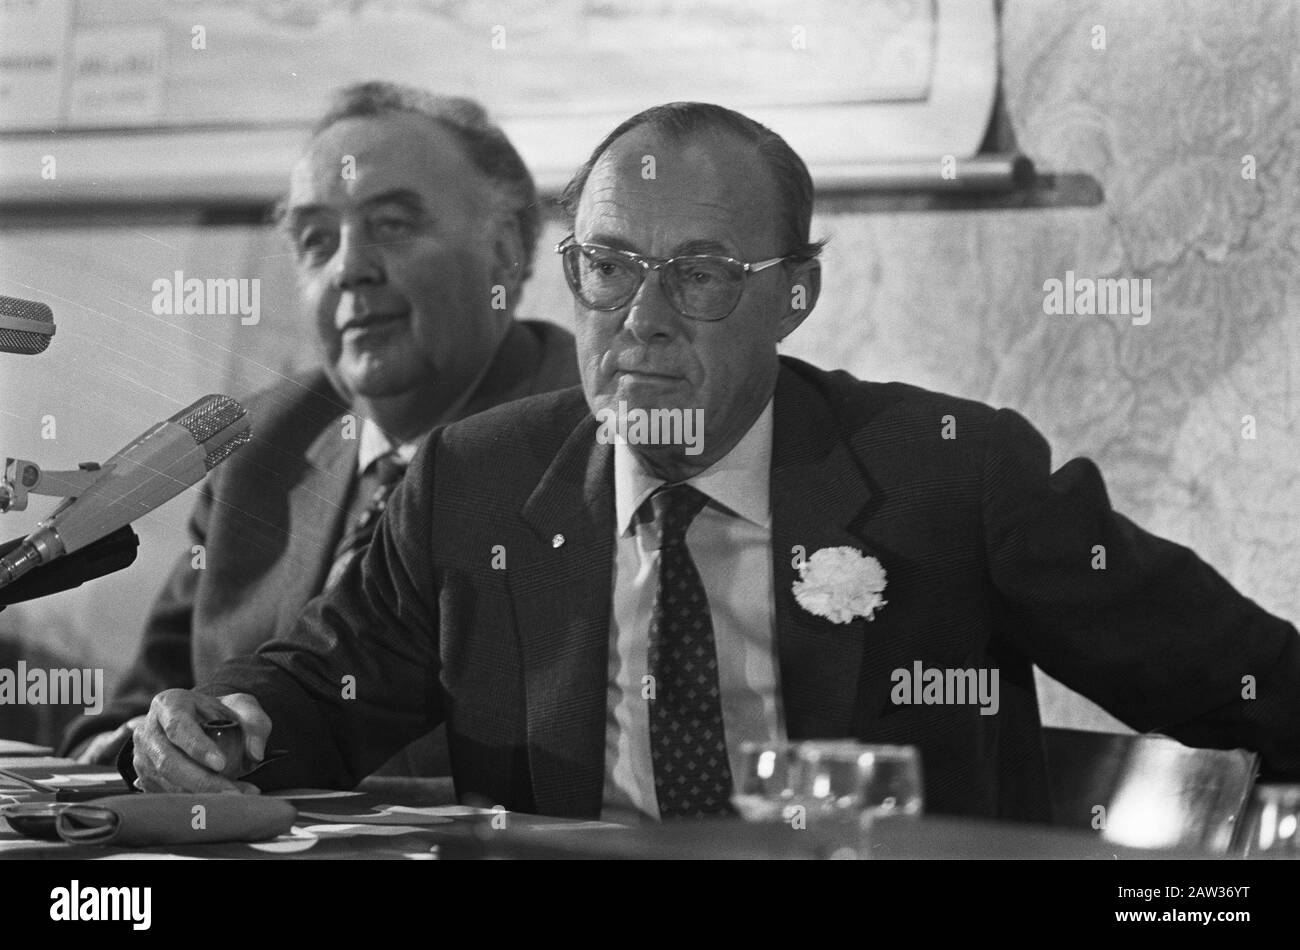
xmin=280 ymin=189 xmax=428 ymax=232
xmin=583 ymin=234 xmax=737 ymax=257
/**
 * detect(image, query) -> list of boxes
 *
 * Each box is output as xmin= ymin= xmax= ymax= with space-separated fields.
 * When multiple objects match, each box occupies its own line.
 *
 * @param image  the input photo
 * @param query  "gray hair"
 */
xmin=308 ymin=81 xmax=539 ymax=280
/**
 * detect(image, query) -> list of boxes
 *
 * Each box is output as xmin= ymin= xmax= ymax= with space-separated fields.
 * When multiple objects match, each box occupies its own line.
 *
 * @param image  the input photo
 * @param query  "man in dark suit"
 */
xmin=62 ymin=81 xmax=578 ymax=768
xmin=128 ymin=102 xmax=1300 ymax=823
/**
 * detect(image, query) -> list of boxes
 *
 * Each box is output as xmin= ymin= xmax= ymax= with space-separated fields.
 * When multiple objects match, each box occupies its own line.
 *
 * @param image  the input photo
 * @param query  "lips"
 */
xmin=339 ymin=312 xmax=407 ymax=334
xmin=616 ymin=367 xmax=682 ymax=380
xmin=600 ymin=349 xmax=686 ymax=384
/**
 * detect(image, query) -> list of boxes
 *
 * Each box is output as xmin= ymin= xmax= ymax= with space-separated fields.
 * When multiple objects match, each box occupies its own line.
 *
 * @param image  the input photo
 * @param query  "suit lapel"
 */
xmin=770 ymin=366 xmax=881 ymax=739
xmin=514 ymin=411 xmax=614 ymax=818
xmin=274 ymin=419 xmax=355 ymax=635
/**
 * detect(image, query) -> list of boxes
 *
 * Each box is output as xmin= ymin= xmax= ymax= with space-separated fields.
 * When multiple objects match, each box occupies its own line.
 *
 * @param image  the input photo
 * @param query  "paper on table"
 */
xmin=32 ymin=772 xmax=125 ymax=786
xmin=264 ymin=789 xmax=365 ymax=801
xmin=95 ymin=853 xmax=204 ymax=860
xmin=0 ymin=740 xmax=53 ymax=756
xmin=522 ymin=821 xmax=627 ymax=832
xmin=0 ymin=756 xmax=67 ymax=770
xmin=248 ymin=827 xmax=318 ymax=854
xmin=392 ymin=805 xmax=495 ymax=817
xmin=301 ymin=823 xmax=437 ymax=837
xmin=297 ymin=805 xmax=454 ymax=825
xmin=0 ymin=837 xmax=59 ymax=852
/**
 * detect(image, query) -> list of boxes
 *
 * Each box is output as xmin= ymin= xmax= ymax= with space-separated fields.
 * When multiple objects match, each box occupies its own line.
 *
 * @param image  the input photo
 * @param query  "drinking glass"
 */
xmin=1236 ymin=784 xmax=1300 ymax=856
xmin=857 ymin=744 xmax=925 ymax=819
xmin=790 ymin=740 xmax=876 ymax=822
xmin=732 ymin=741 xmax=924 ymax=823
xmin=732 ymin=740 xmax=800 ymax=823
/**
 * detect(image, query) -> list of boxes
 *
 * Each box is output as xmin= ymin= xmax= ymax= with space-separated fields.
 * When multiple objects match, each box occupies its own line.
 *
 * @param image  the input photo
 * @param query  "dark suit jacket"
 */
xmin=62 ymin=319 xmax=578 ymax=759
xmin=188 ymin=356 xmax=1300 ymax=822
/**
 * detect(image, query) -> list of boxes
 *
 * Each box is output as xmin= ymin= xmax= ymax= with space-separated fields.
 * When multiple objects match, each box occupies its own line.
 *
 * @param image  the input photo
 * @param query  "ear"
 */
xmin=776 ymin=257 xmax=821 ymax=341
xmin=488 ymin=216 xmax=527 ymax=311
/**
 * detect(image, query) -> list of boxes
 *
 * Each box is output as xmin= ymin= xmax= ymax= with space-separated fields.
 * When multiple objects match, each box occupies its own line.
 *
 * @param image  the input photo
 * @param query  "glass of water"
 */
xmin=732 ymin=741 xmax=924 ymax=823
xmin=1236 ymin=784 xmax=1300 ymax=856
xmin=732 ymin=740 xmax=800 ymax=823
xmin=856 ymin=744 xmax=924 ymax=819
xmin=790 ymin=741 xmax=876 ymax=822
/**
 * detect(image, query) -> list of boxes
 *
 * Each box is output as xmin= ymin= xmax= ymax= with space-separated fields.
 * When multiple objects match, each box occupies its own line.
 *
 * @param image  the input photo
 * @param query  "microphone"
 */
xmin=0 ymin=395 xmax=251 ymax=589
xmin=0 ymin=296 xmax=56 ymax=355
xmin=0 ymin=525 xmax=139 ymax=606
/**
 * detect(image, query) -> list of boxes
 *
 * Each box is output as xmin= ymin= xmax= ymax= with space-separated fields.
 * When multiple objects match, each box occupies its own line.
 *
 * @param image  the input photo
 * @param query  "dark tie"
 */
xmin=647 ymin=483 xmax=734 ymax=818
xmin=325 ymin=452 xmax=408 ymax=590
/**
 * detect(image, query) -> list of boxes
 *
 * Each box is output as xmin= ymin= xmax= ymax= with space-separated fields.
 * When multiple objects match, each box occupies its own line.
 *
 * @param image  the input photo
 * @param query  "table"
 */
xmin=0 ymin=753 xmax=605 ymax=860
xmin=0 ymin=750 xmax=1253 ymax=860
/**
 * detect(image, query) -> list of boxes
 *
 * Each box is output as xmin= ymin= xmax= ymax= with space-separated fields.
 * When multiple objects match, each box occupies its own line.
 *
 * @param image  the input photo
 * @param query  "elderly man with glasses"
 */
xmin=126 ymin=102 xmax=1300 ymax=825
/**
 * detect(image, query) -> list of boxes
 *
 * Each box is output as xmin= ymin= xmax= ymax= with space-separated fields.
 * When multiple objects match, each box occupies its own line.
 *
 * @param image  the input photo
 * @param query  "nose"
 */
xmin=331 ymin=225 xmax=383 ymax=291
xmin=623 ymin=268 xmax=681 ymax=344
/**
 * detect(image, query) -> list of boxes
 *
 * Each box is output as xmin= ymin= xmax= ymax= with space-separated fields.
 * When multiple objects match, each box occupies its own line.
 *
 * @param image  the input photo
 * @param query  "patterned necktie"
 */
xmin=324 ymin=452 xmax=408 ymax=590
xmin=647 ymin=483 xmax=734 ymax=818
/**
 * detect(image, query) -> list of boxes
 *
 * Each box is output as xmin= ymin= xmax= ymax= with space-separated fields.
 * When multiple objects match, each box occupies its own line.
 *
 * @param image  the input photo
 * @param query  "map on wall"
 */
xmin=0 ymin=0 xmax=997 ymax=165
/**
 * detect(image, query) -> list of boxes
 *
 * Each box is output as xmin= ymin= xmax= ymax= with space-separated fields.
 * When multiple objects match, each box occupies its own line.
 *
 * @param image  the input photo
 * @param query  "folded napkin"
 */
xmin=56 ymin=794 xmax=296 ymax=847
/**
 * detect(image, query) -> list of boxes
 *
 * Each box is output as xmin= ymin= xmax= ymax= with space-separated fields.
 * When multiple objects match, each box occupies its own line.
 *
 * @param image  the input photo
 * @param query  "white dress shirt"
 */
xmin=601 ymin=399 xmax=784 ymax=823
xmin=357 ymin=418 xmax=421 ymax=474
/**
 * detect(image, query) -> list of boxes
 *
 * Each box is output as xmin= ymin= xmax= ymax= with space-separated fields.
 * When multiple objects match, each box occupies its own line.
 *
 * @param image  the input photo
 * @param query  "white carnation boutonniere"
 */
xmin=792 ymin=546 xmax=888 ymax=624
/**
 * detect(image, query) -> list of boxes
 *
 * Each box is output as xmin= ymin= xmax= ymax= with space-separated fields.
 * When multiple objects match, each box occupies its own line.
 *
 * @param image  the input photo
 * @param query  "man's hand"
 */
xmin=73 ymin=715 xmax=146 ymax=765
xmin=132 ymin=689 xmax=271 ymax=794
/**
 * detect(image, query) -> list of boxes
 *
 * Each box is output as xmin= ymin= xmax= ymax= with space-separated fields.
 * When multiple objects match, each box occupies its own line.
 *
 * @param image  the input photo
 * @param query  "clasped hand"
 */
xmin=132 ymin=689 xmax=270 ymax=794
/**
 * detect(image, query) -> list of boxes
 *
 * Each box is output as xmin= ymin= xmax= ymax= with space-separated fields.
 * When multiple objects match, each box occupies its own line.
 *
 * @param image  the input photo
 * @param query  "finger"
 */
xmin=133 ymin=726 xmax=196 ymax=793
xmin=135 ymin=721 xmax=244 ymax=794
xmin=234 ymin=781 xmax=261 ymax=795
xmin=219 ymin=693 xmax=272 ymax=763
xmin=153 ymin=691 xmax=226 ymax=773
xmin=139 ymin=693 xmax=245 ymax=793
xmin=131 ymin=745 xmax=157 ymax=791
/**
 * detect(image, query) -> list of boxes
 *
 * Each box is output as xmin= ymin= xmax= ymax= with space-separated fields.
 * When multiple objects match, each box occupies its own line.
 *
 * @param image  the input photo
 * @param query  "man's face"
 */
xmin=283 ymin=114 xmax=513 ymax=403
xmin=572 ymin=127 xmax=814 ymax=474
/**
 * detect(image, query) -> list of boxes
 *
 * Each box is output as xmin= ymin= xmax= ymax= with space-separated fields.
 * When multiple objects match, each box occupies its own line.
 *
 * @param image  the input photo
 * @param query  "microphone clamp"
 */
xmin=0 ymin=458 xmax=103 ymax=513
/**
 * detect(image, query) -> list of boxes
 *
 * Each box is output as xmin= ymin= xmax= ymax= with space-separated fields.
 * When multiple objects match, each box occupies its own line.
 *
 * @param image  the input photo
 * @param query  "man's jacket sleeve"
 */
xmin=192 ymin=433 xmax=443 ymax=790
xmin=981 ymin=406 xmax=1300 ymax=777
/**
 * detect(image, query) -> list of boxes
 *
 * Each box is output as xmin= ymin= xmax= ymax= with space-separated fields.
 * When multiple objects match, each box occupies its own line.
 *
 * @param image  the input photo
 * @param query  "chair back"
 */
xmin=1043 ymin=727 xmax=1258 ymax=854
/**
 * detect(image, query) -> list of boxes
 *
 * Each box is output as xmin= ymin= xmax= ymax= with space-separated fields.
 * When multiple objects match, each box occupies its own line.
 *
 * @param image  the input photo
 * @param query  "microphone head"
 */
xmin=0 ymin=393 xmax=254 ymax=585
xmin=170 ymin=394 xmax=252 ymax=471
xmin=0 ymin=296 xmax=56 ymax=355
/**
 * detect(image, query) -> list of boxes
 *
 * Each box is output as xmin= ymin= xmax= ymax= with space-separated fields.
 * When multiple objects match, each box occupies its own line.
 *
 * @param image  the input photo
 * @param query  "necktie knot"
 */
xmin=653 ymin=483 xmax=709 ymax=543
xmin=371 ymin=452 xmax=408 ymax=491
xmin=324 ymin=451 xmax=409 ymax=590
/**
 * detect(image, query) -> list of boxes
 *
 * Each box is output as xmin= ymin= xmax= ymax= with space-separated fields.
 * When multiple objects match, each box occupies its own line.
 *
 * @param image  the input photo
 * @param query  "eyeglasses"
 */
xmin=555 ymin=235 xmax=800 ymax=322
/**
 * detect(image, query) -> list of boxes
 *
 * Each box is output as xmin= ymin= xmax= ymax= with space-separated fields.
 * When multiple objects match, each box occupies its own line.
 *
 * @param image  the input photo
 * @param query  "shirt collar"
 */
xmin=614 ymin=397 xmax=773 ymax=536
xmin=358 ymin=418 xmax=420 ymax=474
xmin=352 ymin=327 xmax=510 ymax=476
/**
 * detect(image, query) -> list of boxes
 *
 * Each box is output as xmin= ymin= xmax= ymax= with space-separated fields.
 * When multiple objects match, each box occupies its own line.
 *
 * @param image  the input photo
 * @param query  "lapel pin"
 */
xmin=551 ymin=533 xmax=565 ymax=548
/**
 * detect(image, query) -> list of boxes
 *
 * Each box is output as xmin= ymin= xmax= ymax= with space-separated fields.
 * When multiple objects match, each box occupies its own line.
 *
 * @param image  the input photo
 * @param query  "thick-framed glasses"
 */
xmin=555 ymin=235 xmax=798 ymax=322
